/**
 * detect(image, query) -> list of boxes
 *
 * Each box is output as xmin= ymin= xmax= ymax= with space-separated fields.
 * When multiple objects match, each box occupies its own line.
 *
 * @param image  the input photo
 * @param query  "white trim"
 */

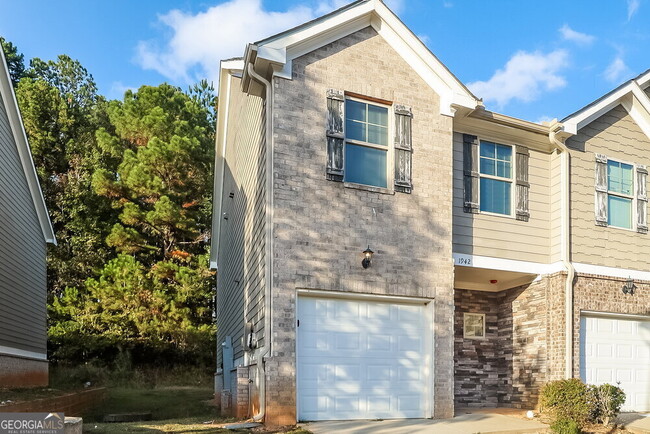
xmin=453 ymin=252 xmax=564 ymax=275
xmin=250 ymin=0 xmax=477 ymax=116
xmin=0 ymin=345 xmax=47 ymax=361
xmin=573 ymin=262 xmax=650 ymax=281
xmin=210 ymin=64 xmax=237 ymax=269
xmin=296 ymin=288 xmax=432 ymax=304
xmin=0 ymin=50 xmax=56 ymax=245
xmin=581 ymin=310 xmax=650 ymax=321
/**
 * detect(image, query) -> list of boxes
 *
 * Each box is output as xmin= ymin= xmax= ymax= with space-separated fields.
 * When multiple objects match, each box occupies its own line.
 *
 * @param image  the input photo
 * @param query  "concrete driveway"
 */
xmin=301 ymin=412 xmax=549 ymax=434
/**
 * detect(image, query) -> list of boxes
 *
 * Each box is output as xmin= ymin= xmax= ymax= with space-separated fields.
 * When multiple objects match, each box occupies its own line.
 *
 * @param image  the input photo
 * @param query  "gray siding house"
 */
xmin=211 ymin=0 xmax=650 ymax=425
xmin=0 ymin=48 xmax=56 ymax=387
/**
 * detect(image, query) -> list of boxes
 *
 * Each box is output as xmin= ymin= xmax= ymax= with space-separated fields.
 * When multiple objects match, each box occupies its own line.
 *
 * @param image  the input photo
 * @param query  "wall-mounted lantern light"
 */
xmin=622 ymin=278 xmax=636 ymax=295
xmin=362 ymin=246 xmax=374 ymax=269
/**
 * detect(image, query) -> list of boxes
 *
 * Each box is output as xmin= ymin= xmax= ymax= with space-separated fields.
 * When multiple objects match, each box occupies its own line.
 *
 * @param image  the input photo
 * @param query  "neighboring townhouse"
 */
xmin=0 ymin=49 xmax=56 ymax=386
xmin=210 ymin=0 xmax=650 ymax=425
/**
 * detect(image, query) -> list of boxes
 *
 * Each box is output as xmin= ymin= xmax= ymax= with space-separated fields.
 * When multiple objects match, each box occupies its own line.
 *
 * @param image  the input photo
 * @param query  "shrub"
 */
xmin=540 ymin=379 xmax=590 ymax=427
xmin=550 ymin=418 xmax=582 ymax=434
xmin=587 ymin=383 xmax=626 ymax=426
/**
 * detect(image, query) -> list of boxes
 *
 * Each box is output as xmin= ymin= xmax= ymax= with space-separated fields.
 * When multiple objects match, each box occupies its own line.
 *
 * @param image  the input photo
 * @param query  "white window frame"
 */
xmin=478 ymin=139 xmax=516 ymax=218
xmin=606 ymin=158 xmax=636 ymax=231
xmin=463 ymin=312 xmax=486 ymax=339
xmin=343 ymin=95 xmax=393 ymax=190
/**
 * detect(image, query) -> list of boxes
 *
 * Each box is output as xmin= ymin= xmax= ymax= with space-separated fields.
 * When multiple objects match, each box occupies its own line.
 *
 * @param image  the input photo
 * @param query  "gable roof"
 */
xmin=241 ymin=0 xmax=478 ymax=116
xmin=562 ymin=69 xmax=650 ymax=138
xmin=0 ymin=49 xmax=56 ymax=245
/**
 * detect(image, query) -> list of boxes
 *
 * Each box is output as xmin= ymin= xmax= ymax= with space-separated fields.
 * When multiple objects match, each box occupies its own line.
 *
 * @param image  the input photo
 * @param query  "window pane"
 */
xmin=368 ymin=104 xmax=388 ymax=127
xmin=480 ymin=157 xmax=495 ymax=176
xmin=480 ymin=178 xmax=511 ymax=215
xmin=621 ymin=163 xmax=633 ymax=195
xmin=608 ymin=160 xmax=634 ymax=195
xmin=608 ymin=195 xmax=632 ymax=229
xmin=480 ymin=141 xmax=495 ymax=158
xmin=346 ymin=99 xmax=366 ymax=122
xmin=496 ymin=144 xmax=512 ymax=162
xmin=367 ymin=124 xmax=388 ymax=146
xmin=346 ymin=119 xmax=366 ymax=142
xmin=496 ymin=160 xmax=512 ymax=178
xmin=345 ymin=144 xmax=387 ymax=188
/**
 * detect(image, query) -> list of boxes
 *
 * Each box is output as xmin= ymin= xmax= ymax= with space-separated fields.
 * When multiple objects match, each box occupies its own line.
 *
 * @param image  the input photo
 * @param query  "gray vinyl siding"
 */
xmin=216 ymin=75 xmax=266 ymax=366
xmin=452 ymin=132 xmax=552 ymax=263
xmin=567 ymin=104 xmax=650 ymax=269
xmin=0 ymin=91 xmax=47 ymax=355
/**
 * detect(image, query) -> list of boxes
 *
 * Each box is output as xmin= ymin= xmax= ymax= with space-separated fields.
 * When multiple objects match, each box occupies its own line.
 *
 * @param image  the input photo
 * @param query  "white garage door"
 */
xmin=580 ymin=315 xmax=650 ymax=412
xmin=297 ymin=296 xmax=431 ymax=421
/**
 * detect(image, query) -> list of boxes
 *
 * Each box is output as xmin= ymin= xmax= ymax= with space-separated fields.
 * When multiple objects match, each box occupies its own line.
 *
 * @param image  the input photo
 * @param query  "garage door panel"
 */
xmin=298 ymin=296 xmax=429 ymax=421
xmin=580 ymin=315 xmax=650 ymax=412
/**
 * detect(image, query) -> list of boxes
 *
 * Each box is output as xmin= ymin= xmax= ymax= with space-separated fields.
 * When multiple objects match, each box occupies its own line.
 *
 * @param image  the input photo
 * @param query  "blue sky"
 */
xmin=1 ymin=0 xmax=649 ymax=122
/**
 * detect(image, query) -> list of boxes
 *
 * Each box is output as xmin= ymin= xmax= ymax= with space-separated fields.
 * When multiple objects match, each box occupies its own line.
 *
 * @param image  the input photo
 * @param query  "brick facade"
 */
xmin=0 ymin=355 xmax=48 ymax=387
xmin=572 ymin=273 xmax=650 ymax=378
xmin=267 ymin=26 xmax=456 ymax=423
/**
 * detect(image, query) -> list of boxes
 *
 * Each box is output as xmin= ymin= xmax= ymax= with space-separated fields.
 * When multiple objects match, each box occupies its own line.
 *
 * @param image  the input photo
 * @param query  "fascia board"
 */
xmin=563 ymin=84 xmax=633 ymax=134
xmin=636 ymin=70 xmax=650 ymax=88
xmin=0 ymin=51 xmax=56 ymax=245
xmin=624 ymin=83 xmax=650 ymax=140
xmin=253 ymin=0 xmax=477 ymax=115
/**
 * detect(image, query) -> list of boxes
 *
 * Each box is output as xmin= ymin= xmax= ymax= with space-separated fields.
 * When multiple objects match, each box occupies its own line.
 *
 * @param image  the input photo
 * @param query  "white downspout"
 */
xmin=550 ymin=125 xmax=575 ymax=380
xmin=247 ymin=62 xmax=273 ymax=422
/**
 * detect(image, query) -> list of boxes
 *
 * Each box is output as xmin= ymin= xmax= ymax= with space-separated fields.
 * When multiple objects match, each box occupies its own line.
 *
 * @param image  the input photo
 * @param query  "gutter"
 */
xmin=549 ymin=123 xmax=575 ymax=380
xmin=246 ymin=58 xmax=273 ymax=422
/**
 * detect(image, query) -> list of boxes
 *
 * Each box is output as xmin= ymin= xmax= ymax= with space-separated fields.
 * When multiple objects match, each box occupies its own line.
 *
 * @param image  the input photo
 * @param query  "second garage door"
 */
xmin=297 ymin=295 xmax=431 ymax=421
xmin=580 ymin=314 xmax=650 ymax=412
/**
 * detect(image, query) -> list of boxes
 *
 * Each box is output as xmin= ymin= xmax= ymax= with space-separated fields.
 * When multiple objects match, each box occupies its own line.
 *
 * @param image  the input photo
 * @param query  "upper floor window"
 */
xmin=326 ymin=89 xmax=413 ymax=193
xmin=344 ymin=98 xmax=389 ymax=188
xmin=606 ymin=160 xmax=634 ymax=229
xmin=479 ymin=141 xmax=513 ymax=216
xmin=595 ymin=153 xmax=647 ymax=233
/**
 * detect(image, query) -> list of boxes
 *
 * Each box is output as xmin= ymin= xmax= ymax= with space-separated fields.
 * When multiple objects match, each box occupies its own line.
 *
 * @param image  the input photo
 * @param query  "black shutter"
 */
xmin=326 ymin=89 xmax=344 ymax=181
xmin=463 ymin=134 xmax=479 ymax=213
xmin=515 ymin=146 xmax=530 ymax=221
xmin=394 ymin=104 xmax=412 ymax=193
xmin=595 ymin=153 xmax=608 ymax=226
xmin=637 ymin=165 xmax=648 ymax=233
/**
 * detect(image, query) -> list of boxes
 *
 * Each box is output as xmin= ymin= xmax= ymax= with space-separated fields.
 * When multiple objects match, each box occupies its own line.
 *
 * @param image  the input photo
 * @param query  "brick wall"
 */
xmin=572 ymin=273 xmax=650 ymax=378
xmin=0 ymin=355 xmax=47 ymax=387
xmin=270 ymin=25 xmax=456 ymax=423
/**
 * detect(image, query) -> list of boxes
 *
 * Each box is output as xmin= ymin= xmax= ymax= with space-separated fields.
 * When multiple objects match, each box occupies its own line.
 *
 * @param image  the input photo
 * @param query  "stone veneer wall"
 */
xmin=455 ymin=273 xmax=567 ymax=409
xmin=572 ymin=273 xmax=650 ymax=378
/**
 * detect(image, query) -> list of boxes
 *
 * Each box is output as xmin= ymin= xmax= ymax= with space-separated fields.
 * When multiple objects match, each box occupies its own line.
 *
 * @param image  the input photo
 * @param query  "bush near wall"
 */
xmin=540 ymin=379 xmax=626 ymax=433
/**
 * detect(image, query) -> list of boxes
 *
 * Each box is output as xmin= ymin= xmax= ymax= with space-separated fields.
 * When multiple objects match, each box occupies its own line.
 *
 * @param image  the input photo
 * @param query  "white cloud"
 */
xmin=417 ymin=34 xmax=431 ymax=45
xmin=559 ymin=24 xmax=595 ymax=45
xmin=604 ymin=56 xmax=630 ymax=82
xmin=136 ymin=0 xmax=405 ymax=86
xmin=136 ymin=0 xmax=316 ymax=84
xmin=535 ymin=115 xmax=555 ymax=125
xmin=443 ymin=2 xmax=453 ymax=8
xmin=109 ymin=81 xmax=137 ymax=100
xmin=628 ymin=0 xmax=640 ymax=20
xmin=467 ymin=50 xmax=569 ymax=108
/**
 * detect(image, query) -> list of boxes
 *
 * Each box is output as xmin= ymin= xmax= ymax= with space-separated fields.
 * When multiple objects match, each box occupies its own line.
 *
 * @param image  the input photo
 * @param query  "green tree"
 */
xmin=52 ymin=83 xmax=216 ymax=365
xmin=0 ymin=37 xmax=25 ymax=87
xmin=16 ymin=55 xmax=116 ymax=294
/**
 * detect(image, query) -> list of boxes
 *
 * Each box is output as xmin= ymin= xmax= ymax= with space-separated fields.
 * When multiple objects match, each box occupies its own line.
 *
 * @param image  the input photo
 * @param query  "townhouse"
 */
xmin=210 ymin=0 xmax=650 ymax=424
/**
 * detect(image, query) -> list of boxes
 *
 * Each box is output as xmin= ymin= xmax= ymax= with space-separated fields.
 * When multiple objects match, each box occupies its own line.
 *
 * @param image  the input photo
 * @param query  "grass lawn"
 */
xmin=82 ymin=387 xmax=310 ymax=433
